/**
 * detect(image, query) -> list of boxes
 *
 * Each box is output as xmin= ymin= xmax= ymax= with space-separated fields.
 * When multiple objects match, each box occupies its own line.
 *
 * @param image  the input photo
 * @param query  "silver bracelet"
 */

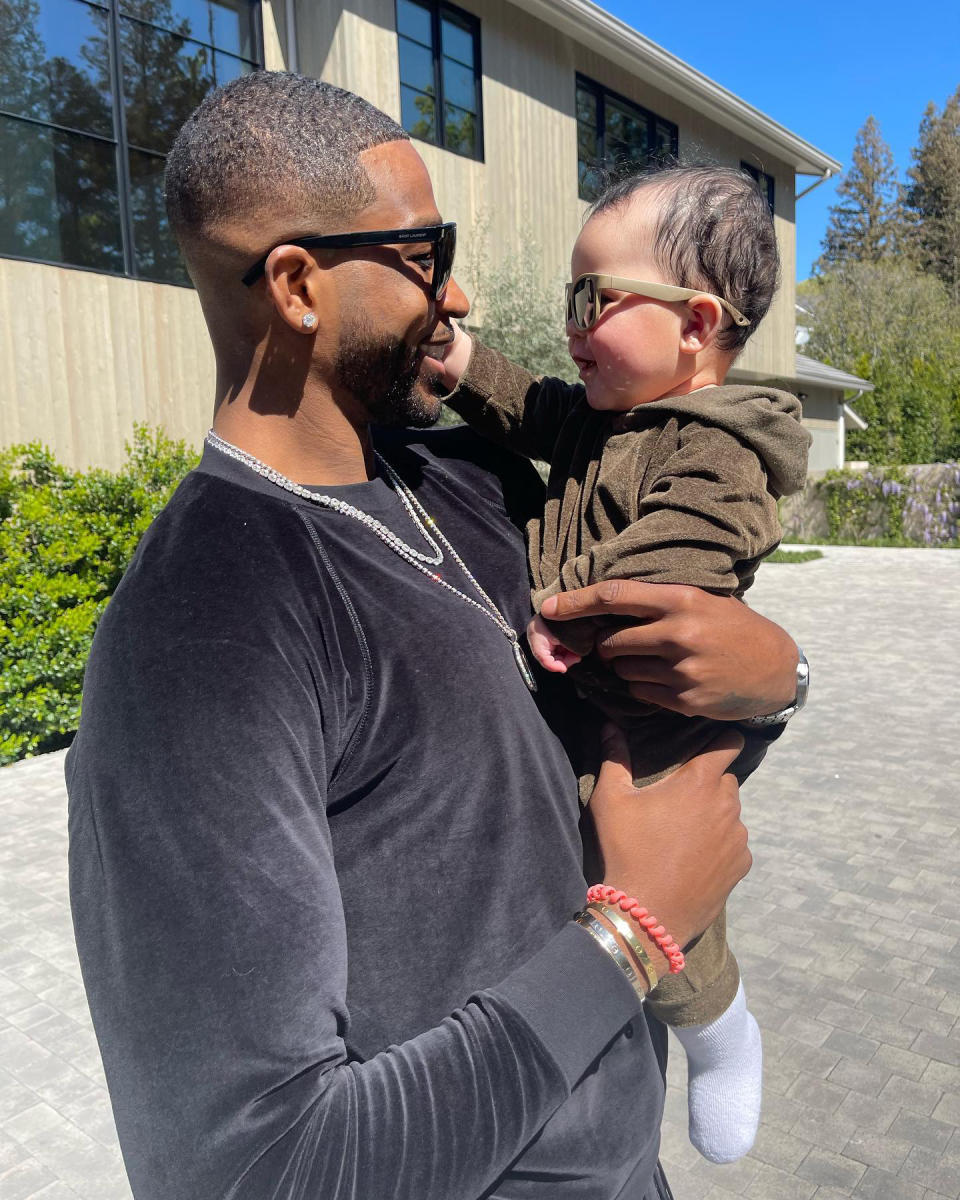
xmin=575 ymin=910 xmax=646 ymax=1002
xmin=742 ymin=646 xmax=810 ymax=727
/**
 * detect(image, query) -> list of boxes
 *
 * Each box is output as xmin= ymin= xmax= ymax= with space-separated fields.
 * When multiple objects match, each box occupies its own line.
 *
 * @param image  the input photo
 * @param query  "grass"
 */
xmin=768 ymin=548 xmax=825 ymax=564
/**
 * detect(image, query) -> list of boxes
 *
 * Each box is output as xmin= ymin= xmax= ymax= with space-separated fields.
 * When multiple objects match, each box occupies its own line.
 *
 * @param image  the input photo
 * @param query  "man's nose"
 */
xmin=439 ymin=275 xmax=470 ymax=321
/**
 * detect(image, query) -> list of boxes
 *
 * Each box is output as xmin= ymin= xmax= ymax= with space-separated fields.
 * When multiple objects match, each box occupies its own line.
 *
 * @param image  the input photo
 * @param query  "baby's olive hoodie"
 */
xmin=445 ymin=338 xmax=812 ymax=606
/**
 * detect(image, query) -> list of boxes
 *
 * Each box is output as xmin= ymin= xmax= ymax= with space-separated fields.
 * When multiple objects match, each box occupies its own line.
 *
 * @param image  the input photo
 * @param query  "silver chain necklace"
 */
xmin=205 ymin=430 xmax=537 ymax=692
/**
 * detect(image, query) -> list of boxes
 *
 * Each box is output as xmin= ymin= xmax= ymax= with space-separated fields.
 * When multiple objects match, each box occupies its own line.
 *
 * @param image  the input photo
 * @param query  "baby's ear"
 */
xmin=679 ymin=296 xmax=725 ymax=354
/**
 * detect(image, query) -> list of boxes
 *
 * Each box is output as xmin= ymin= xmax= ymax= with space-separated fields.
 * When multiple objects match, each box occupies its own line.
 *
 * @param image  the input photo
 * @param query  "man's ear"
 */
xmin=263 ymin=246 xmax=326 ymax=334
xmin=679 ymin=295 xmax=726 ymax=355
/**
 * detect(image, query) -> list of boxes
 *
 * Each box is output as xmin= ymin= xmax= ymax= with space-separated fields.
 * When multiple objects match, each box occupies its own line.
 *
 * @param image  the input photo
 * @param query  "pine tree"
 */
xmin=819 ymin=117 xmax=906 ymax=268
xmin=907 ymin=87 xmax=960 ymax=303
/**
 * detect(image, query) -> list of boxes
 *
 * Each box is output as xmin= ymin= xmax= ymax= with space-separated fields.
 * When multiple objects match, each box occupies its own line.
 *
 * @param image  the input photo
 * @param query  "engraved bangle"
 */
xmin=574 ymin=910 xmax=646 ymax=1002
xmin=587 ymin=901 xmax=659 ymax=992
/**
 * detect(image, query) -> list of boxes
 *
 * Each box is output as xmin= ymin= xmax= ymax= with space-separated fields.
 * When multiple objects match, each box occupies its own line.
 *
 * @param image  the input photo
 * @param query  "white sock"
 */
xmin=672 ymin=981 xmax=763 ymax=1163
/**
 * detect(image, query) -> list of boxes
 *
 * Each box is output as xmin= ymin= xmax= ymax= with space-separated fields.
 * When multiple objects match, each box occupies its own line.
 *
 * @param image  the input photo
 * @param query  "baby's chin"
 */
xmin=582 ymin=377 xmax=656 ymax=413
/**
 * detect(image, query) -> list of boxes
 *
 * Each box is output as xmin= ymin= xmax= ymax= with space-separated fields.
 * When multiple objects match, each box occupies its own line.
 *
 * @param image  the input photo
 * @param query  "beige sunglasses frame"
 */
xmin=565 ymin=272 xmax=751 ymax=329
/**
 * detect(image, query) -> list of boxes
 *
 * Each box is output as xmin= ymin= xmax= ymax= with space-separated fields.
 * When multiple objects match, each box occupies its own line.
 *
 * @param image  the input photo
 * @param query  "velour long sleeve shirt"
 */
xmin=67 ymin=427 xmax=672 ymax=1200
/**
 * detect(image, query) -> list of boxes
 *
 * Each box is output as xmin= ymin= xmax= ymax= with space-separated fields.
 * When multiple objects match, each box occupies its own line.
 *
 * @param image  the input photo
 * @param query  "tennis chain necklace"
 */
xmin=205 ymin=430 xmax=538 ymax=692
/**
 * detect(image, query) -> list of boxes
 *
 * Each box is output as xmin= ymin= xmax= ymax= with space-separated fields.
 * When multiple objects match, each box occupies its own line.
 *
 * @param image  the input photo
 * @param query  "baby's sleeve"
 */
xmin=444 ymin=339 xmax=586 ymax=464
xmin=532 ymin=424 xmax=782 ymax=608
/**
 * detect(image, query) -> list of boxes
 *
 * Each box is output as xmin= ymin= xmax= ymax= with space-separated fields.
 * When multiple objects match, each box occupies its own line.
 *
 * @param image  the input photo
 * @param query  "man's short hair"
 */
xmin=589 ymin=164 xmax=781 ymax=352
xmin=164 ymin=71 xmax=409 ymax=239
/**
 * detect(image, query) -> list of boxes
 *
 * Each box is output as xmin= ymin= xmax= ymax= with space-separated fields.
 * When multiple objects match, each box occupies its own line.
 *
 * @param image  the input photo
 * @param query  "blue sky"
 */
xmin=600 ymin=1 xmax=960 ymax=281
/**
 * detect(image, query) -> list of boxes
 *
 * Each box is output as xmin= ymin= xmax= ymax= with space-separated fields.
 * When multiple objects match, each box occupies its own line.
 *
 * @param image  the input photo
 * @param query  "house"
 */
xmin=0 ymin=0 xmax=840 ymax=469
xmin=793 ymin=303 xmax=873 ymax=473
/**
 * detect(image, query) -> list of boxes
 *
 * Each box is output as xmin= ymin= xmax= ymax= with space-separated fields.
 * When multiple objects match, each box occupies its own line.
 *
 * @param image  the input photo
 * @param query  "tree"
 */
xmin=906 ymin=86 xmax=960 ymax=303
xmin=819 ymin=117 xmax=907 ymax=268
xmin=799 ymin=261 xmax=960 ymax=465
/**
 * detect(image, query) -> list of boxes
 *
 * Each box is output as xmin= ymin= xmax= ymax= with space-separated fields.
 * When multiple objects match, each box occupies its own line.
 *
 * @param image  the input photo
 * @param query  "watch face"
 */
xmin=795 ymin=653 xmax=810 ymax=708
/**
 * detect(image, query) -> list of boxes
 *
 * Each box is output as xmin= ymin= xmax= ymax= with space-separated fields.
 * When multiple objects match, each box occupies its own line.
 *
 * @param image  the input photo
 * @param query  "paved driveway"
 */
xmin=1 ymin=545 xmax=958 ymax=1199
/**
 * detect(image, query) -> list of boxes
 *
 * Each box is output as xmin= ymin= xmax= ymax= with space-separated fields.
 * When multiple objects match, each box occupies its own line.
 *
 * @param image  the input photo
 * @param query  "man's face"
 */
xmin=329 ymin=140 xmax=469 ymax=427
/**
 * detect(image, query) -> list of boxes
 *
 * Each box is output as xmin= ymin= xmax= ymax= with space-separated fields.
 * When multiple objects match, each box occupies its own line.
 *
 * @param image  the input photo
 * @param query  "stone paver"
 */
xmin=662 ymin=546 xmax=960 ymax=1199
xmin=0 ymin=750 xmax=130 ymax=1199
xmin=1 ymin=544 xmax=959 ymax=1198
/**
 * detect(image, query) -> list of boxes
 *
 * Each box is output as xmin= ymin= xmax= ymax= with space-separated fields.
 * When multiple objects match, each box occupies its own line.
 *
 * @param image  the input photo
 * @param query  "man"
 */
xmin=67 ymin=73 xmax=801 ymax=1200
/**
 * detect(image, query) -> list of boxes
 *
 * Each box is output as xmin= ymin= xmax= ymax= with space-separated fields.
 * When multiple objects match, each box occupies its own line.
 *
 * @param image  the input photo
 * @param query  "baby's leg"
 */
xmin=648 ymin=912 xmax=762 ymax=1163
xmin=627 ymin=722 xmax=765 ymax=1163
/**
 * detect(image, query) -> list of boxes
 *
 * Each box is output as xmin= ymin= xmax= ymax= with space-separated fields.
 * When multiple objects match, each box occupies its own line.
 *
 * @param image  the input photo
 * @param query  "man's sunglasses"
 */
xmin=565 ymin=272 xmax=750 ymax=332
xmin=241 ymin=222 xmax=457 ymax=299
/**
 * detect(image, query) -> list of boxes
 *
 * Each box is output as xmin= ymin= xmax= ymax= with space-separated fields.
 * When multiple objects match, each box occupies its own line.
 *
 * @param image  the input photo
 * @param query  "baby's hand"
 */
xmin=527 ymin=614 xmax=584 ymax=674
xmin=422 ymin=319 xmax=472 ymax=391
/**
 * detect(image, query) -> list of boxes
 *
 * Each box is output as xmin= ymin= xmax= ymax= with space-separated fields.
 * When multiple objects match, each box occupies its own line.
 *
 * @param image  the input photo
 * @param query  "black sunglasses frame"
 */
xmin=240 ymin=222 xmax=457 ymax=298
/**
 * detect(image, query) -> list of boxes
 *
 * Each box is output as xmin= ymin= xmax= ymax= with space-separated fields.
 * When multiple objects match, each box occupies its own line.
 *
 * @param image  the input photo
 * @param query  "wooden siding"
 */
xmin=0 ymin=259 xmax=214 ymax=470
xmin=0 ymin=0 xmax=802 ymax=467
xmin=307 ymin=1 xmax=796 ymax=373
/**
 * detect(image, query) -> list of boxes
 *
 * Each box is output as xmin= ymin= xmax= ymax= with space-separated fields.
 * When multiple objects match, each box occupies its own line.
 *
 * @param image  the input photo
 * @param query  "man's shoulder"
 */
xmin=375 ymin=423 xmax=547 ymax=526
xmin=110 ymin=468 xmax=317 ymax=636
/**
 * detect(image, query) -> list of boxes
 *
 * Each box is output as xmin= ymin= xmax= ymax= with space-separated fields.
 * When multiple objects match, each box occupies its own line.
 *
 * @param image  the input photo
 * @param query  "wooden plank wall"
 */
xmin=306 ymin=0 xmax=797 ymax=376
xmin=0 ymin=0 xmax=802 ymax=468
xmin=0 ymin=258 xmax=215 ymax=470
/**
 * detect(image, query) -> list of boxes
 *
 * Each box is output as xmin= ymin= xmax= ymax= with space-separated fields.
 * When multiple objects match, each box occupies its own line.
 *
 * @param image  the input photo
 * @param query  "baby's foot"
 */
xmin=526 ymin=614 xmax=583 ymax=674
xmin=672 ymin=982 xmax=762 ymax=1163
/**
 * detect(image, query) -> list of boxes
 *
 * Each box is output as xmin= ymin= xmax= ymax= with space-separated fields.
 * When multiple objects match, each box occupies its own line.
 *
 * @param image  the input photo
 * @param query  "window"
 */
xmin=741 ymin=161 xmax=775 ymax=214
xmin=0 ymin=0 xmax=261 ymax=286
xmin=396 ymin=0 xmax=482 ymax=161
xmin=576 ymin=74 xmax=677 ymax=202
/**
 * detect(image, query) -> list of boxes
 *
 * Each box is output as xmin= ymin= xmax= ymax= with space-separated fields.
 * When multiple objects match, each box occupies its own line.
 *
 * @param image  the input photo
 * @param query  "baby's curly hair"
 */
xmin=589 ymin=164 xmax=781 ymax=352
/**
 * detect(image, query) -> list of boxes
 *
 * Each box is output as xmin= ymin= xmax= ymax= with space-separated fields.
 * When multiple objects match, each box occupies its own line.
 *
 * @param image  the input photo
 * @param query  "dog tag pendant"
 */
xmin=512 ymin=640 xmax=538 ymax=693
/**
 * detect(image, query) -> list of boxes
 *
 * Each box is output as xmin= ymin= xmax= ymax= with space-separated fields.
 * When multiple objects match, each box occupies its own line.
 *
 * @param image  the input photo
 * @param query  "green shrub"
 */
xmin=767 ymin=549 xmax=824 ymax=563
xmin=462 ymin=234 xmax=577 ymax=383
xmin=821 ymin=464 xmax=910 ymax=544
xmin=781 ymin=462 xmax=960 ymax=547
xmin=437 ymin=221 xmax=576 ymax=434
xmin=0 ymin=427 xmax=199 ymax=766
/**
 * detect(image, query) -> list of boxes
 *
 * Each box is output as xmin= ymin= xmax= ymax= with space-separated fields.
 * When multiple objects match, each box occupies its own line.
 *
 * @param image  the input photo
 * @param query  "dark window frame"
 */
xmin=395 ymin=0 xmax=484 ymax=162
xmin=575 ymin=73 xmax=678 ymax=202
xmin=0 ymin=0 xmax=264 ymax=288
xmin=740 ymin=161 xmax=775 ymax=215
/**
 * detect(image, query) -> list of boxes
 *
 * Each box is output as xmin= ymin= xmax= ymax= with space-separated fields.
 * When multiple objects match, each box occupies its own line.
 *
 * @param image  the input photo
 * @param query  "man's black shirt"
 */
xmin=68 ymin=427 xmax=669 ymax=1199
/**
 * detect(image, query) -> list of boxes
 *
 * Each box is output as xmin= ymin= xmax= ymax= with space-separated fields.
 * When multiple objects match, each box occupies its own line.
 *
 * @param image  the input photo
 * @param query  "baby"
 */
xmin=431 ymin=164 xmax=810 ymax=1163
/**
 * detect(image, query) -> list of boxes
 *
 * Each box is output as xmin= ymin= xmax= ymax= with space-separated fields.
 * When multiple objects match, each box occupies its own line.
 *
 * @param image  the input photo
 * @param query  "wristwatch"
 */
xmin=742 ymin=647 xmax=810 ymax=727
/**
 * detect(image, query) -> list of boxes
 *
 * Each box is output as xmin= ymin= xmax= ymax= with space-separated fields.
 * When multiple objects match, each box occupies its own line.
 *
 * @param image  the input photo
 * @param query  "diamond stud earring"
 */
xmin=302 ymin=313 xmax=318 ymax=331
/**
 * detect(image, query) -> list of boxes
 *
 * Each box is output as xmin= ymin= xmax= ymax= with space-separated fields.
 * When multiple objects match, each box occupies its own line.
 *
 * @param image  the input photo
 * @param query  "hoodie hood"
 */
xmin=611 ymin=384 xmax=811 ymax=497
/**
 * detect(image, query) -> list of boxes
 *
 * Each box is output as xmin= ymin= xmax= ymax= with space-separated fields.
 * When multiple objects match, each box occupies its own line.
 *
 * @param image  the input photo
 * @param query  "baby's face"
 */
xmin=568 ymin=194 xmax=692 ymax=411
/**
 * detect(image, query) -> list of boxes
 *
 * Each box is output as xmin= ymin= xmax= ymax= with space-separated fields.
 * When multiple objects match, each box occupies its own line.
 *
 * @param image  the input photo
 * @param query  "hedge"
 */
xmin=780 ymin=463 xmax=960 ymax=548
xmin=0 ymin=427 xmax=199 ymax=766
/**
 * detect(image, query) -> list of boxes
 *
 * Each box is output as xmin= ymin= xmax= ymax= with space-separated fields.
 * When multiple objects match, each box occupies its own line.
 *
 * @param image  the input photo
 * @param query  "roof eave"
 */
xmin=794 ymin=353 xmax=875 ymax=393
xmin=506 ymin=0 xmax=841 ymax=177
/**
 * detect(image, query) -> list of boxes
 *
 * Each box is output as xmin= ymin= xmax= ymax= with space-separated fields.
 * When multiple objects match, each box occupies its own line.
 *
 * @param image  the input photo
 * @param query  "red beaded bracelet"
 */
xmin=586 ymin=884 xmax=686 ymax=973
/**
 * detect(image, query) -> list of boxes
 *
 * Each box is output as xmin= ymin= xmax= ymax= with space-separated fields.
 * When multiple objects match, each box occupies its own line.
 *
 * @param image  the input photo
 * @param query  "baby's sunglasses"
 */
xmin=565 ymin=272 xmax=751 ymax=332
xmin=241 ymin=222 xmax=457 ymax=300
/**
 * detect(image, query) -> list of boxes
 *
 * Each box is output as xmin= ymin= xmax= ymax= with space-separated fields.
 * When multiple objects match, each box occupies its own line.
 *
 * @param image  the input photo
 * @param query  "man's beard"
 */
xmin=334 ymin=324 xmax=447 ymax=429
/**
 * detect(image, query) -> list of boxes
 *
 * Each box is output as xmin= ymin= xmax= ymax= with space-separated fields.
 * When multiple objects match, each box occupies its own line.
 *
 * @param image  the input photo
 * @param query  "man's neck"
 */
xmin=212 ymin=385 xmax=376 ymax=485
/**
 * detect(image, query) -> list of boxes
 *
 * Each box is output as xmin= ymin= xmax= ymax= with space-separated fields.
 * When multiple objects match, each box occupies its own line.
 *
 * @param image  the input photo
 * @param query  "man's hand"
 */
xmin=540 ymin=580 xmax=798 ymax=721
xmin=589 ymin=725 xmax=751 ymax=975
